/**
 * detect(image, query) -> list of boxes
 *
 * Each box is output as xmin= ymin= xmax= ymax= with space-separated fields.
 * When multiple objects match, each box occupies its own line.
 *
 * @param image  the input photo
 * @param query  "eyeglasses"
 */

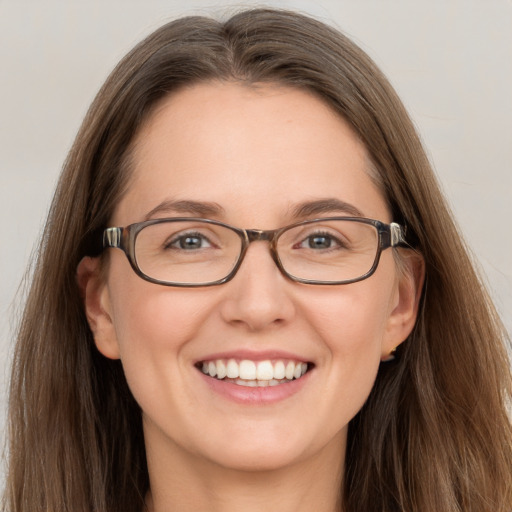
xmin=101 ymin=217 xmax=406 ymax=287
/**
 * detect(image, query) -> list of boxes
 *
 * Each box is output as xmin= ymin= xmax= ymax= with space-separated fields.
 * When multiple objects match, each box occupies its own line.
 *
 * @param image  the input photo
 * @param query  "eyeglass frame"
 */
xmin=101 ymin=216 xmax=407 ymax=287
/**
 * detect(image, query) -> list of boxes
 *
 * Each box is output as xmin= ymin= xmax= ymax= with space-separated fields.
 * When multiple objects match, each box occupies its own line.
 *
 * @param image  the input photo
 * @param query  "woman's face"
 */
xmin=83 ymin=82 xmax=420 ymax=474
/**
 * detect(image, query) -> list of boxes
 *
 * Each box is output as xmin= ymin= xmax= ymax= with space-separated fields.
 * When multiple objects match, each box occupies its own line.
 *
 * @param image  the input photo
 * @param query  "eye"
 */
xmin=295 ymin=231 xmax=345 ymax=250
xmin=305 ymin=234 xmax=334 ymax=249
xmin=166 ymin=231 xmax=213 ymax=250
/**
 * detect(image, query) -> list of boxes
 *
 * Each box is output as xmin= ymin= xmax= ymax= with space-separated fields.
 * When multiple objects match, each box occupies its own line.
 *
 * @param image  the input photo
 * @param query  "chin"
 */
xmin=205 ymin=444 xmax=308 ymax=473
xmin=194 ymin=422 xmax=345 ymax=474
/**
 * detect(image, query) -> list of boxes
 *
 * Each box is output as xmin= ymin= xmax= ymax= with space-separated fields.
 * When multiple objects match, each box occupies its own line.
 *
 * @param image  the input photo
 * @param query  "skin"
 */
xmin=79 ymin=82 xmax=423 ymax=512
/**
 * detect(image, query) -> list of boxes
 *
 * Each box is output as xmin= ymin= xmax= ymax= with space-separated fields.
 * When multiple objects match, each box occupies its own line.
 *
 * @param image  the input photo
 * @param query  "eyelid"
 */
xmin=165 ymin=229 xmax=215 ymax=249
xmin=287 ymin=222 xmax=347 ymax=237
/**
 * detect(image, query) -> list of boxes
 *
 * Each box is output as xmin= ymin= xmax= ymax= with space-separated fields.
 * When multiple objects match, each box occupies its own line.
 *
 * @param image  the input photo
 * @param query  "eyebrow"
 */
xmin=144 ymin=199 xmax=225 ymax=220
xmin=144 ymin=197 xmax=364 ymax=222
xmin=290 ymin=198 xmax=364 ymax=219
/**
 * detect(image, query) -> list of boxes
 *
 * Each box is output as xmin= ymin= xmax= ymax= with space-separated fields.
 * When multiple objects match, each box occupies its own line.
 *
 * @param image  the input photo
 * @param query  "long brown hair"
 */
xmin=4 ymin=9 xmax=511 ymax=512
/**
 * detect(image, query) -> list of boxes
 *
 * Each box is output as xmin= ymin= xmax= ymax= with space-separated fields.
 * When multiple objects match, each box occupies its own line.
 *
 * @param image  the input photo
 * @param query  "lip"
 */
xmin=194 ymin=349 xmax=312 ymax=365
xmin=195 ymin=349 xmax=314 ymax=405
xmin=199 ymin=367 xmax=313 ymax=405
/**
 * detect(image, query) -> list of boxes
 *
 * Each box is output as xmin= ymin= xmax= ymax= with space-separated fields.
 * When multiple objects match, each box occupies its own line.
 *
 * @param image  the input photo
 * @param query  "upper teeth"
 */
xmin=201 ymin=359 xmax=308 ymax=381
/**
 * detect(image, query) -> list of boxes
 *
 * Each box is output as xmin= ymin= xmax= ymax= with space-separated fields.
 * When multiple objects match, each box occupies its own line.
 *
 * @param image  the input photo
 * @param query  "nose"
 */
xmin=219 ymin=241 xmax=296 ymax=331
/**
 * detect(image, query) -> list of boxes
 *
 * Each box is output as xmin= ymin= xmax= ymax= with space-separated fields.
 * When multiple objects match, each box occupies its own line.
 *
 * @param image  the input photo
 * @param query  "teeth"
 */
xmin=239 ymin=360 xmax=256 ymax=380
xmin=216 ymin=360 xmax=227 ymax=379
xmin=200 ymin=358 xmax=310 ymax=384
xmin=256 ymin=360 xmax=274 ymax=380
xmin=226 ymin=359 xmax=239 ymax=379
xmin=274 ymin=361 xmax=285 ymax=379
xmin=236 ymin=379 xmax=258 ymax=387
xmin=285 ymin=361 xmax=295 ymax=380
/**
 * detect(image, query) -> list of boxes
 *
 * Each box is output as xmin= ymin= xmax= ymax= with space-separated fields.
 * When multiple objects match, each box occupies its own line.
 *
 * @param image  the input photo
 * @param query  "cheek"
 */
xmin=306 ymin=282 xmax=394 ymax=348
xmin=282 ymin=276 xmax=397 ymax=447
xmin=110 ymin=286 xmax=212 ymax=357
xmin=105 ymin=276 xmax=221 ymax=425
xmin=106 ymin=252 xmax=210 ymax=346
xmin=299 ymin=263 xmax=398 ymax=384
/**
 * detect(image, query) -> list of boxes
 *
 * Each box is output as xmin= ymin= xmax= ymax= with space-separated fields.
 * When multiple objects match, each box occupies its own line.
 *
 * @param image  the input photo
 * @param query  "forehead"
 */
xmin=114 ymin=82 xmax=388 ymax=226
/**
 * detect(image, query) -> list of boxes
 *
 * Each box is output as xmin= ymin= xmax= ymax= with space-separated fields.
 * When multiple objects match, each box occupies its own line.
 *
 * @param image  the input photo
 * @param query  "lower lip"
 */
xmin=199 ymin=370 xmax=312 ymax=405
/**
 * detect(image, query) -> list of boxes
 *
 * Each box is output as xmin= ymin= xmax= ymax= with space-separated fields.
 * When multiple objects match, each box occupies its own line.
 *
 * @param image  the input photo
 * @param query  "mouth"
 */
xmin=196 ymin=358 xmax=312 ymax=387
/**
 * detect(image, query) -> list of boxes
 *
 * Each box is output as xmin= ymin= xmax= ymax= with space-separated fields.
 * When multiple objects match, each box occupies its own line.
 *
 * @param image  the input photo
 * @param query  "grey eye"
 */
xmin=306 ymin=234 xmax=334 ymax=249
xmin=294 ymin=232 xmax=343 ymax=250
xmin=167 ymin=232 xmax=212 ymax=250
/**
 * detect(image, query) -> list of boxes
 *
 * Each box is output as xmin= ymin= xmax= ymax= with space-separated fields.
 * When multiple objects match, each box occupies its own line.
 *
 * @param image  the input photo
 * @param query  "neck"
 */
xmin=143 ymin=426 xmax=345 ymax=512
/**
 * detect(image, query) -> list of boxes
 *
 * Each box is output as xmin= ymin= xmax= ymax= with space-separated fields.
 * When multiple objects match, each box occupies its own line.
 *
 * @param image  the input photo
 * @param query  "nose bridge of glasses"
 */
xmin=245 ymin=229 xmax=276 ymax=243
xmin=241 ymin=228 xmax=282 ymax=270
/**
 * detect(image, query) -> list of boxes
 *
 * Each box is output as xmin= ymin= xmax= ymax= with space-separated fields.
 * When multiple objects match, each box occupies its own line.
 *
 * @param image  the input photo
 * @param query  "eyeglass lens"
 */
xmin=133 ymin=219 xmax=380 ymax=285
xmin=135 ymin=219 xmax=378 ymax=284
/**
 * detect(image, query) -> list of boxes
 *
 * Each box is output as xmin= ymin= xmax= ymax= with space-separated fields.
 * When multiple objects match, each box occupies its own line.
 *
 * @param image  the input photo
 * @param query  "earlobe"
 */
xmin=76 ymin=256 xmax=121 ymax=360
xmin=381 ymin=251 xmax=425 ymax=360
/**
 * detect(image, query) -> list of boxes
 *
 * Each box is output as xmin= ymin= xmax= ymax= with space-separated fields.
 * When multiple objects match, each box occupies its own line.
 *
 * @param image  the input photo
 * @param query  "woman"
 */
xmin=4 ymin=8 xmax=511 ymax=512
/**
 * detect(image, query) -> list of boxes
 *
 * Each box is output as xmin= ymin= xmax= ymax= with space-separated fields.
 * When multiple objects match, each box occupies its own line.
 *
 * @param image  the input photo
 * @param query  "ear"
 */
xmin=76 ymin=256 xmax=121 ymax=359
xmin=381 ymin=250 xmax=425 ymax=360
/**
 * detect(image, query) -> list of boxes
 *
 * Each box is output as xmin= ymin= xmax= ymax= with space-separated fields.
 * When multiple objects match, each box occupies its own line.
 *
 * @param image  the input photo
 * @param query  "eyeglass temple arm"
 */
xmin=103 ymin=227 xmax=123 ymax=249
xmin=388 ymin=222 xmax=406 ymax=247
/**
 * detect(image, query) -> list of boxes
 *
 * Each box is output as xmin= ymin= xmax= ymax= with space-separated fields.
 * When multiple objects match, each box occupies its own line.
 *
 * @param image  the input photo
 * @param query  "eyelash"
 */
xmin=166 ymin=231 xmax=214 ymax=250
xmin=295 ymin=230 xmax=346 ymax=250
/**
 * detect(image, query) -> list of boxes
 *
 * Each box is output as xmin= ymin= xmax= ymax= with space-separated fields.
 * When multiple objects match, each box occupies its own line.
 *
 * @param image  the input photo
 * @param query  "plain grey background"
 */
xmin=1 ymin=0 xmax=511 ymax=446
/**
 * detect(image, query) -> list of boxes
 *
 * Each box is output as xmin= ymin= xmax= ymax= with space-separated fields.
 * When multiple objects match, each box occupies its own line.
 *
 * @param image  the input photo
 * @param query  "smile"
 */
xmin=198 ymin=359 xmax=310 ymax=387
